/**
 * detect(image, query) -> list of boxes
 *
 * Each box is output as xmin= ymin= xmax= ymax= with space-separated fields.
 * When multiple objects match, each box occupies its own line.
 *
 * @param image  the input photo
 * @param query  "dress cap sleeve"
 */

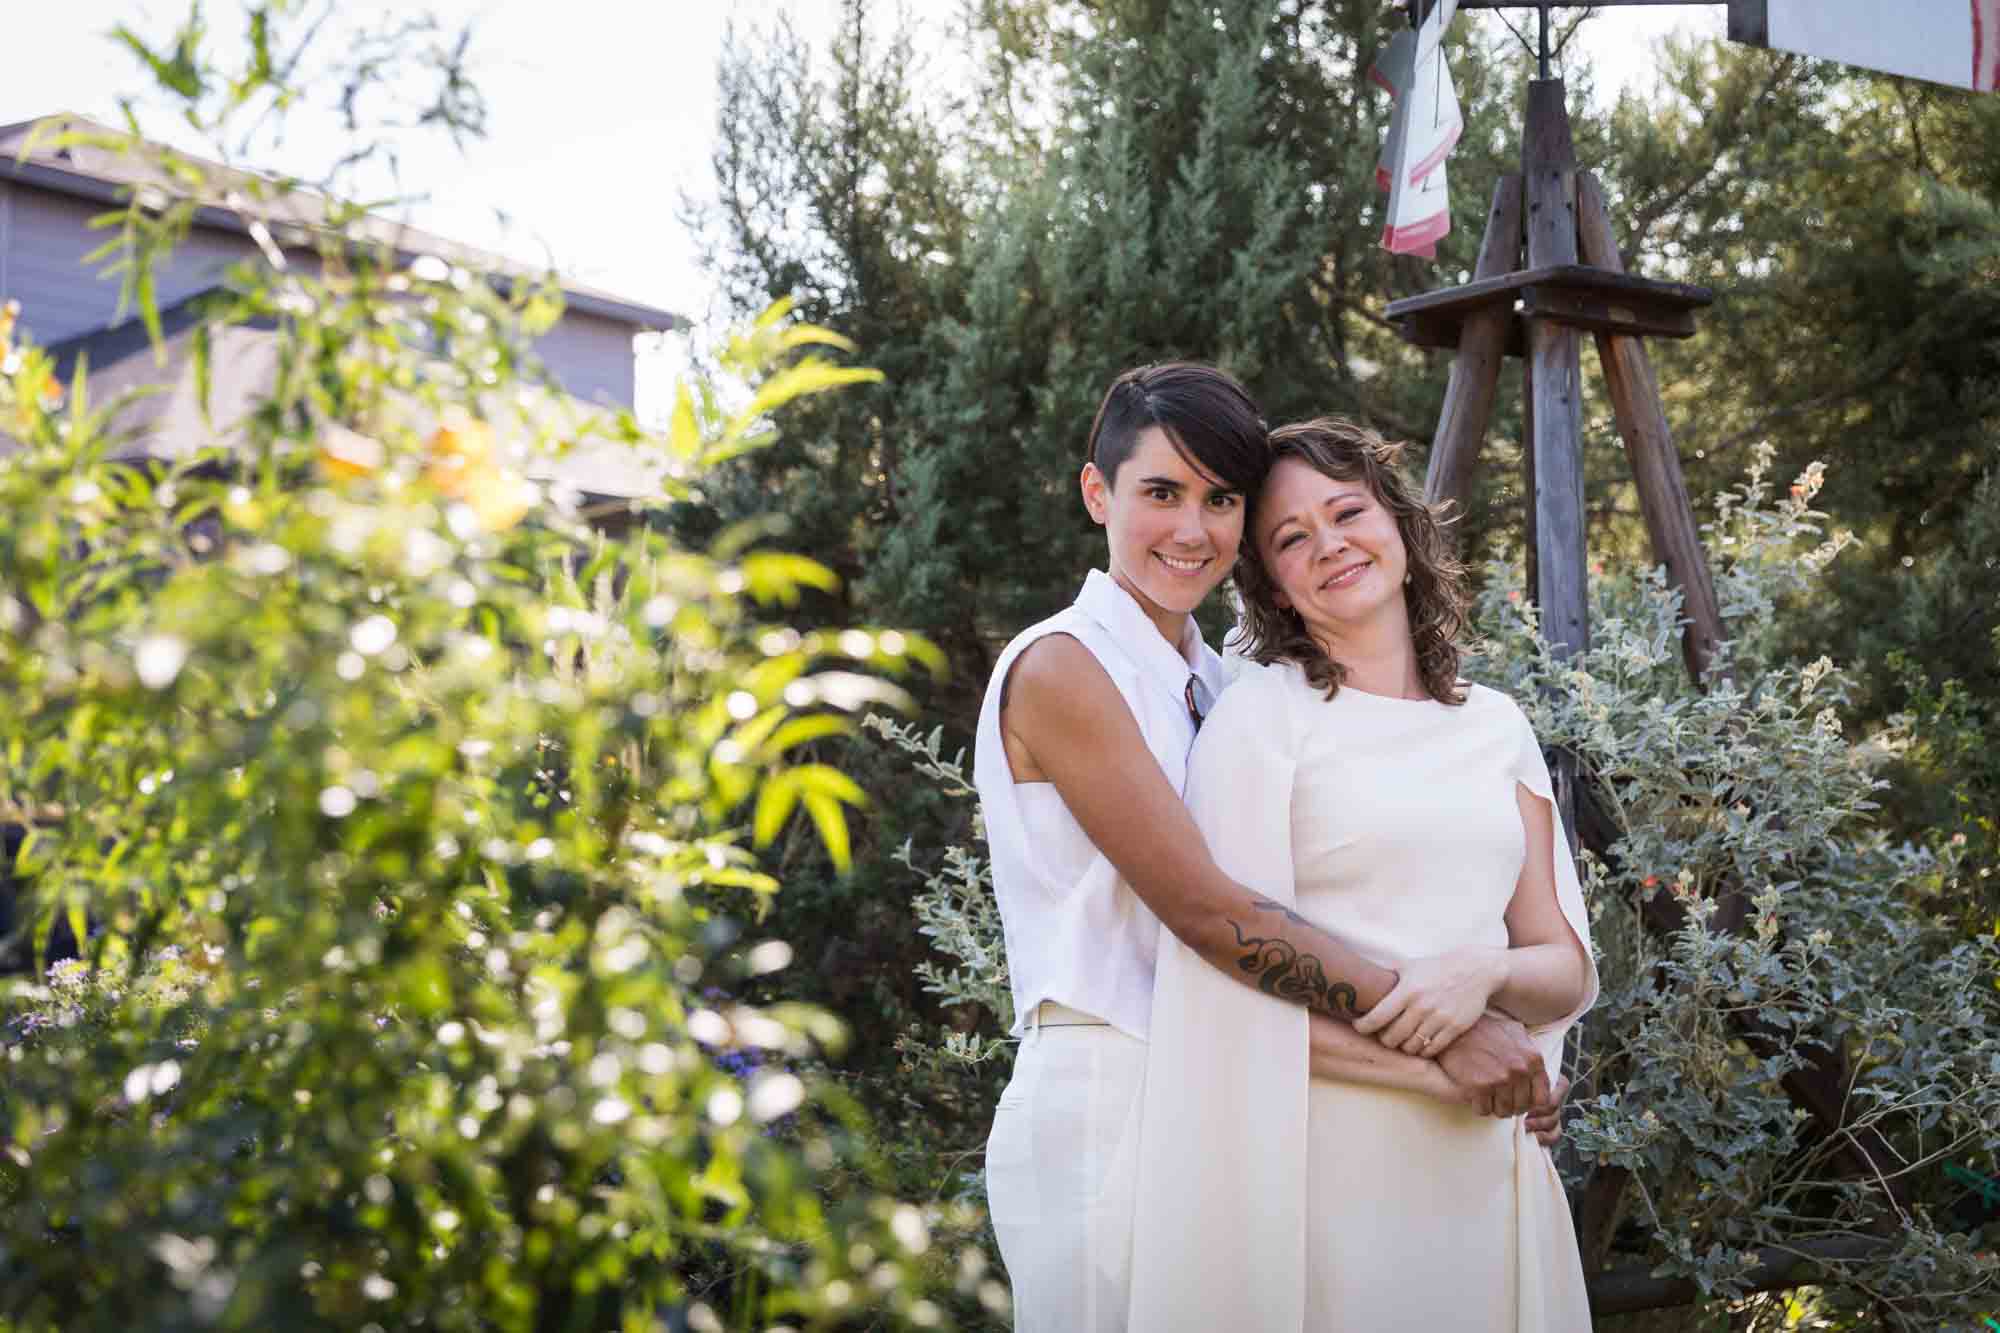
xmin=1502 ymin=693 xmax=1600 ymax=1077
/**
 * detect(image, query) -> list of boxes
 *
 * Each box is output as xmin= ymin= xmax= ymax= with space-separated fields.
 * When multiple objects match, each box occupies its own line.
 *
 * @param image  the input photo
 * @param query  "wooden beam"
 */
xmin=1386 ymin=263 xmax=1712 ymax=331
xmin=1425 ymin=174 xmax=1524 ymax=514
xmin=1586 ymin=1236 xmax=1889 ymax=1317
xmin=1523 ymin=80 xmax=1589 ymax=663
xmin=1521 ymin=283 xmax=1697 ymax=340
xmin=1396 ymin=310 xmax=1527 ymax=359
xmin=1575 ymin=172 xmax=1726 ymax=682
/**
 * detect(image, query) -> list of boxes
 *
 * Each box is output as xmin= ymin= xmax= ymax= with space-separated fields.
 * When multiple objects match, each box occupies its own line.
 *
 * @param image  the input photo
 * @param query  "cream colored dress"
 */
xmin=1127 ymin=661 xmax=1598 ymax=1332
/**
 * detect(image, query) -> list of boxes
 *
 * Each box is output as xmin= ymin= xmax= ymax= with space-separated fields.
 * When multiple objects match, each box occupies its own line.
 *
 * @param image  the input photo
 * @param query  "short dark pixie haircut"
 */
xmin=1085 ymin=361 xmax=1269 ymax=496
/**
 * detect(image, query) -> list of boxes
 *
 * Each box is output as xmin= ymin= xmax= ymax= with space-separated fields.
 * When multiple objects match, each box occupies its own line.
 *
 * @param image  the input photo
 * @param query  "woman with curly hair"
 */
xmin=1125 ymin=417 xmax=1598 ymax=1330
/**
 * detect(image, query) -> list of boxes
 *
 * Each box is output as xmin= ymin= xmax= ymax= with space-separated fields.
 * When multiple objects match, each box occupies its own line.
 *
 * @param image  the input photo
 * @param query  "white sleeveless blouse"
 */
xmin=973 ymin=570 xmax=1226 ymax=1041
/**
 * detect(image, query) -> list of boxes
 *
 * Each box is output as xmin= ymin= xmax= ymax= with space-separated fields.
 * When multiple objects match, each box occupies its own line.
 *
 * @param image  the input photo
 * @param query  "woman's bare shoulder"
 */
xmin=1001 ymin=632 xmax=1127 ymax=732
xmin=1006 ymin=631 xmax=1111 ymax=696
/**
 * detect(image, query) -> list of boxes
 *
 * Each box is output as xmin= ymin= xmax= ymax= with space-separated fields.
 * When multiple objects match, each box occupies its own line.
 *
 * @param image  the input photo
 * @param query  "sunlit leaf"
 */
xmin=752 ymin=772 xmax=799 ymax=850
xmin=774 ymin=323 xmax=858 ymax=354
xmin=789 ymin=764 xmax=866 ymax=808
xmin=750 ymin=296 xmax=797 ymax=331
xmin=800 ymin=791 xmax=851 ymax=874
xmin=669 ymin=383 xmax=700 ymax=461
xmin=720 ymin=361 xmax=884 ymax=445
xmin=763 ymin=715 xmax=850 ymax=757
xmin=740 ymin=552 xmax=841 ymax=607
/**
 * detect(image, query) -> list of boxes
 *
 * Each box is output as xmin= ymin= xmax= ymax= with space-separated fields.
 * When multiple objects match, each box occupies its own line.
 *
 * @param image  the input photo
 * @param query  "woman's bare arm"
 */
xmin=1001 ymin=636 xmax=1546 ymax=1107
xmin=1309 ymin=1014 xmax=1466 ymax=1102
xmin=1002 ymin=635 xmax=1397 ymax=1021
xmin=1309 ymin=1017 xmax=1570 ymax=1134
xmin=1491 ymin=784 xmax=1592 ymax=1026
xmin=1352 ymin=786 xmax=1592 ymax=1051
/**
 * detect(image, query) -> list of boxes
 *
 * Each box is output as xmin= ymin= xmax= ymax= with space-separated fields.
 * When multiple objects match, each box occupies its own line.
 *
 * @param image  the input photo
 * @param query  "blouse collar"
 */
xmin=1075 ymin=568 xmax=1225 ymax=699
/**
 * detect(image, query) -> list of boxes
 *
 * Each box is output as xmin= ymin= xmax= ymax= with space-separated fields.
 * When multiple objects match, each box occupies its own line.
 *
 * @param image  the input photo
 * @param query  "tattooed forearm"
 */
xmin=1227 ymin=919 xmax=1363 ymax=1019
xmin=1249 ymin=893 xmax=1316 ymax=931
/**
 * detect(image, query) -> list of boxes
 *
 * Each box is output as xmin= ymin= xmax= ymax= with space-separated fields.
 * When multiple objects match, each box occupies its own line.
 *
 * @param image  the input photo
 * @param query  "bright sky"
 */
xmin=2 ymin=2 xmax=1724 ymax=420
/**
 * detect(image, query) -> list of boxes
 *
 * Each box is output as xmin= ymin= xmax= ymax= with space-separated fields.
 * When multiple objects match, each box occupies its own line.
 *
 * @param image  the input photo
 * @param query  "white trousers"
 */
xmin=985 ymin=1004 xmax=1147 ymax=1333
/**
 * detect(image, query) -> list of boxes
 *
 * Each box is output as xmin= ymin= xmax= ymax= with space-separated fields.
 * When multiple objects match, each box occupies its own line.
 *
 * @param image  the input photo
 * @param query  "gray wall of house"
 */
xmin=0 ymin=179 xmax=639 ymax=410
xmin=534 ymin=308 xmax=637 ymax=408
xmin=0 ymin=181 xmax=242 ymax=347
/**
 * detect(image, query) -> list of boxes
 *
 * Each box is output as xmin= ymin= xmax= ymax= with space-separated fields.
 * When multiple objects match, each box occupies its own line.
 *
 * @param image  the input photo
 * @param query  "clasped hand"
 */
xmin=1432 ymin=1011 xmax=1552 ymax=1120
xmin=1352 ymin=946 xmax=1504 ymax=1056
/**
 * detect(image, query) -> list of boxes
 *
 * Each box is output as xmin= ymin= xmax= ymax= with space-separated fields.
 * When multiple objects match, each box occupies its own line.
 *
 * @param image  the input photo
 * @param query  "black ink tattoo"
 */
xmin=1249 ymin=893 xmax=1316 ymax=930
xmin=1227 ymin=918 xmax=1362 ymax=1019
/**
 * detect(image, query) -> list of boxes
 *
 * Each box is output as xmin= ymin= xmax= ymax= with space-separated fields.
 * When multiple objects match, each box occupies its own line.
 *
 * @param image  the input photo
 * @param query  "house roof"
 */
xmin=1 ymin=113 xmax=685 ymax=333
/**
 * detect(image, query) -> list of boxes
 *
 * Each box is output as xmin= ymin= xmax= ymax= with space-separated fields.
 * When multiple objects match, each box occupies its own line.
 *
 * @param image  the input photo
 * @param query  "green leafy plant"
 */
xmin=1474 ymin=447 xmax=1999 ymax=1327
xmin=0 ymin=6 xmax=982 ymax=1330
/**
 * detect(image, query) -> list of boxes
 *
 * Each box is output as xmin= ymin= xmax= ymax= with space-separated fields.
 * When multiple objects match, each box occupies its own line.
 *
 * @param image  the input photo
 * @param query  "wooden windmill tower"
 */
xmin=1382 ymin=1 xmax=1982 ymax=1314
xmin=1390 ymin=0 xmax=1732 ymax=689
xmin=1398 ymin=0 xmax=2000 ymax=692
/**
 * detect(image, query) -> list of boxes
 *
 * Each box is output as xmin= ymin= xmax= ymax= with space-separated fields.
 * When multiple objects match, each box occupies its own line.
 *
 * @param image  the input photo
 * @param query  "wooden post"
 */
xmin=1575 ymin=172 xmax=1725 ymax=683
xmin=1520 ymin=347 xmax=1538 ymax=602
xmin=1522 ymin=80 xmax=1589 ymax=667
xmin=1424 ymin=175 xmax=1525 ymax=514
xmin=1516 ymin=85 xmax=1598 ymax=1215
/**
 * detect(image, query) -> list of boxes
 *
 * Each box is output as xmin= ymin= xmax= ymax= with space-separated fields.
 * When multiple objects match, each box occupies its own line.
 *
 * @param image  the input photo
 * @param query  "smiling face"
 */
xmin=1255 ymin=456 xmax=1410 ymax=642
xmin=1081 ymin=425 xmax=1246 ymax=641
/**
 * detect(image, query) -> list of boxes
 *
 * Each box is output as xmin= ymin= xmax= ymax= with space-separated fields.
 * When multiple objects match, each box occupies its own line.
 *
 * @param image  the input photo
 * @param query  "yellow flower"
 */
xmin=422 ymin=411 xmax=532 ymax=530
xmin=424 ymin=410 xmax=495 ymax=491
xmin=454 ymin=467 xmax=536 ymax=532
xmin=317 ymin=424 xmax=386 ymax=480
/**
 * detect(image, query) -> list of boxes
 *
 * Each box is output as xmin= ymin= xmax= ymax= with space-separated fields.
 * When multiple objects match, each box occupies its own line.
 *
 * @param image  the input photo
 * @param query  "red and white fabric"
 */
xmin=1370 ymin=1 xmax=1462 ymax=258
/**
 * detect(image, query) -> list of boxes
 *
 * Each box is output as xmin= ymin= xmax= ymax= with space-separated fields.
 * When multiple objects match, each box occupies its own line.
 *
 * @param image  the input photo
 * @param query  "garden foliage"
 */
xmin=0 ymin=6 xmax=993 ymax=1329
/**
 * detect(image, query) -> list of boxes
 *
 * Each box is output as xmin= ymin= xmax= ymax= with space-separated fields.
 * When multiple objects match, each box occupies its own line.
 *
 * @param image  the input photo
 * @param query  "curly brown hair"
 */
xmin=1233 ymin=417 xmax=1469 ymax=704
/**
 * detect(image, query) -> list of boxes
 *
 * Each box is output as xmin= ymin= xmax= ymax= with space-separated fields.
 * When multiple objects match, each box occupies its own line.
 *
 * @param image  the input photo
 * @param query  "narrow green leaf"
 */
xmin=192 ymin=321 xmax=212 ymax=422
xmin=800 ymin=790 xmax=851 ymax=873
xmin=751 ymin=296 xmax=797 ymax=331
xmin=66 ymin=352 xmax=88 ymax=426
xmin=138 ymin=268 xmax=164 ymax=363
xmin=700 ymin=866 xmax=780 ymax=894
xmin=774 ymin=323 xmax=859 ymax=354
xmin=764 ymin=716 xmax=850 ymax=756
xmin=721 ymin=362 xmax=884 ymax=443
xmin=65 ymin=900 xmax=88 ymax=961
xmin=790 ymin=763 xmax=866 ymax=807
xmin=740 ymin=552 xmax=841 ymax=606
xmin=752 ymin=772 xmax=798 ymax=849
xmin=669 ymin=383 xmax=700 ymax=461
